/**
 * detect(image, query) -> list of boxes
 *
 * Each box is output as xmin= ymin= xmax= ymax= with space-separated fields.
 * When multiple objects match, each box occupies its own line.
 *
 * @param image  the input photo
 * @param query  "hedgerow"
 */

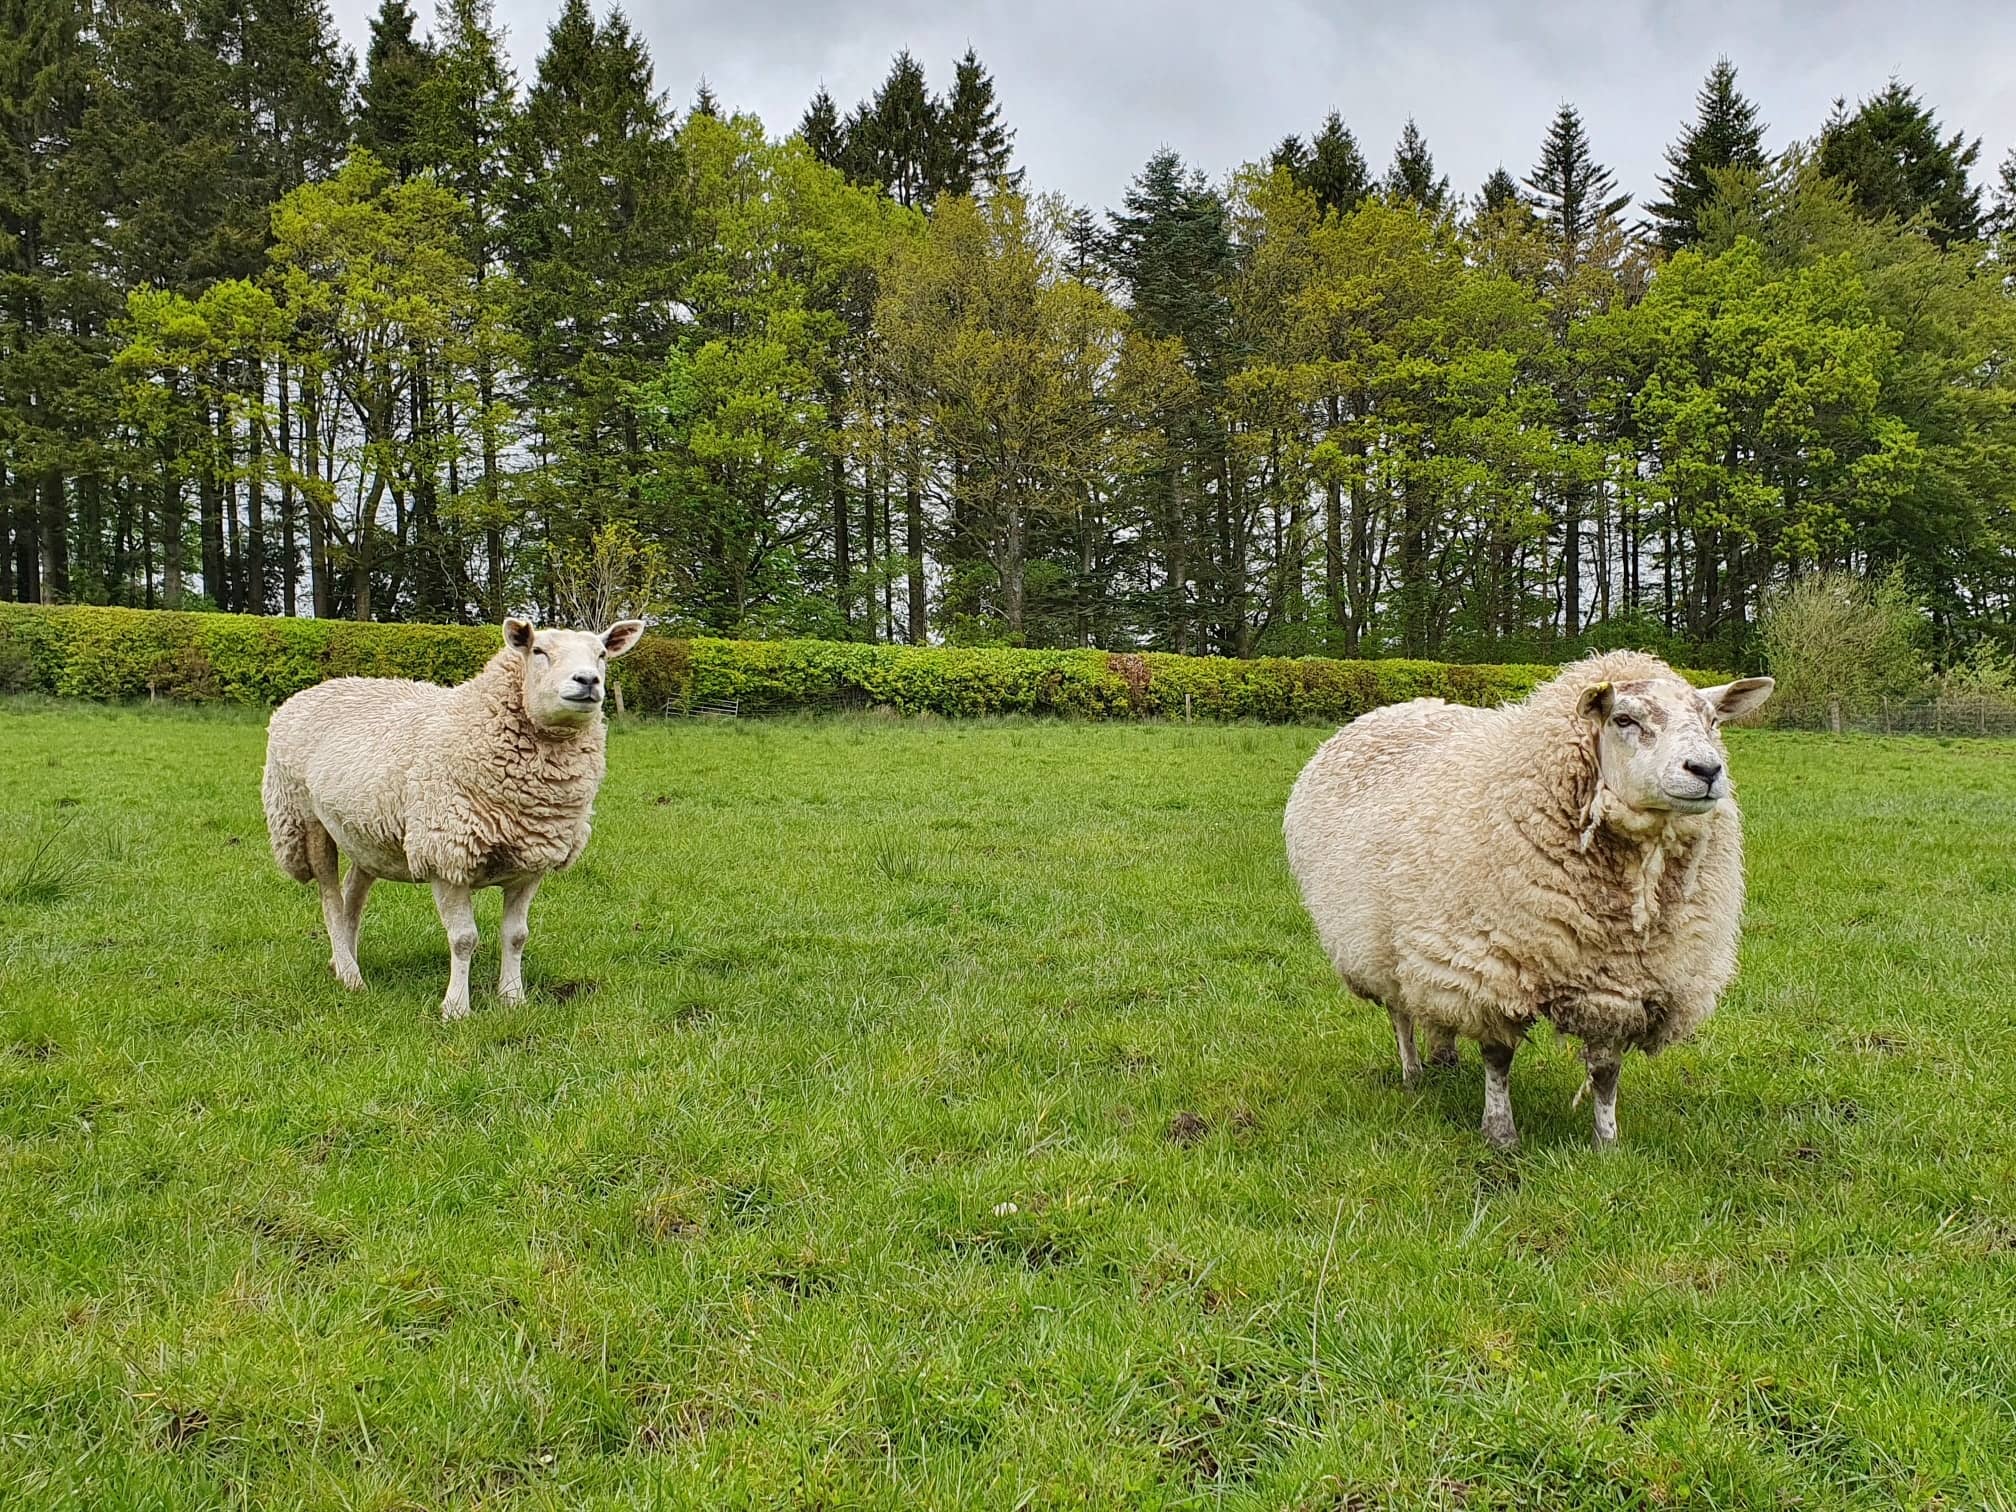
xmin=0 ymin=603 xmax=1674 ymax=723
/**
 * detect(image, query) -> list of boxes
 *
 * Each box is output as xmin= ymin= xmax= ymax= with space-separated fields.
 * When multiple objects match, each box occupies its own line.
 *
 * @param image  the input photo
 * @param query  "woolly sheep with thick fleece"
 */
xmin=263 ymin=617 xmax=644 ymax=1020
xmin=1284 ymin=650 xmax=1773 ymax=1148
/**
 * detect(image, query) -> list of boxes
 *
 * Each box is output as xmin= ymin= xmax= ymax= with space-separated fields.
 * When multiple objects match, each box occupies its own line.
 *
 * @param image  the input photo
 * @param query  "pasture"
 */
xmin=2 ymin=700 xmax=2014 ymax=1508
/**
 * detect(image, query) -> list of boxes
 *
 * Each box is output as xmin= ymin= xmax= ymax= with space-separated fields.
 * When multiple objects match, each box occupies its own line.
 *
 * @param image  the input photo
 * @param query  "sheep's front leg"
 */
xmin=432 ymin=881 xmax=479 ymax=1022
xmin=1583 ymin=1046 xmax=1623 ymax=1148
xmin=1388 ymin=1007 xmax=1423 ymax=1088
xmin=497 ymin=875 xmax=542 ymax=1006
xmin=1480 ymin=1041 xmax=1519 ymax=1150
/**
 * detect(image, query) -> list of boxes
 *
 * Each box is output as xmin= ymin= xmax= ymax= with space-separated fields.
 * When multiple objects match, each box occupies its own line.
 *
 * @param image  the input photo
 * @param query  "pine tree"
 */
xmin=1305 ymin=113 xmax=1369 ymax=217
xmin=1477 ymin=166 xmax=1521 ymax=215
xmin=1646 ymin=59 xmax=1766 ymax=253
xmin=1525 ymin=103 xmax=1630 ymax=264
xmin=1819 ymin=81 xmax=1983 ymax=246
xmin=1383 ymin=118 xmax=1449 ymax=212
xmin=507 ymin=0 xmax=683 ymax=535
xmin=848 ymin=51 xmax=938 ymax=208
xmin=1993 ymin=146 xmax=2016 ymax=238
xmin=1269 ymin=135 xmax=1309 ymax=181
xmin=691 ymin=79 xmax=719 ymax=119
xmin=934 ymin=47 xmax=1019 ymax=198
xmin=800 ymin=86 xmax=845 ymax=169
xmin=356 ymin=0 xmax=434 ymax=180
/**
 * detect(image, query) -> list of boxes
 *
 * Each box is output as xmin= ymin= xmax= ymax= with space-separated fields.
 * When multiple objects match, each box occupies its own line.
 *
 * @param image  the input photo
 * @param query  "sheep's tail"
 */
xmin=262 ymin=753 xmax=320 ymax=884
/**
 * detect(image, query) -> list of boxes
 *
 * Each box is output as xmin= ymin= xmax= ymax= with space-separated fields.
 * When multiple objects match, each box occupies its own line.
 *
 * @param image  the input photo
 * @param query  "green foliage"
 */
xmin=1646 ymin=59 xmax=1768 ymax=253
xmin=1819 ymin=82 xmax=1983 ymax=248
xmin=0 ymin=603 xmax=1621 ymax=724
xmin=1758 ymin=569 xmax=1931 ymax=720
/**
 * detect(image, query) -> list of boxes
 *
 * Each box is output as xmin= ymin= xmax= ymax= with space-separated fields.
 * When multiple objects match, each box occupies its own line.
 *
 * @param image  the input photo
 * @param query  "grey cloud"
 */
xmin=331 ymin=0 xmax=2016 ymax=212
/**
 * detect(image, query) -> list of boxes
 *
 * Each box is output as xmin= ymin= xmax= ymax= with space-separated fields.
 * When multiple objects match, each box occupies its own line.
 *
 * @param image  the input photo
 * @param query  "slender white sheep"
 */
xmin=1284 ymin=651 xmax=1773 ymax=1148
xmin=262 ymin=617 xmax=644 ymax=1020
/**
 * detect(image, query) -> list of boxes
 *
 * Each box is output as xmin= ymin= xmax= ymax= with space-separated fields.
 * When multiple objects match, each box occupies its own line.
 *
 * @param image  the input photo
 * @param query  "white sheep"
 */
xmin=1284 ymin=650 xmax=1773 ymax=1148
xmin=261 ymin=617 xmax=645 ymax=1020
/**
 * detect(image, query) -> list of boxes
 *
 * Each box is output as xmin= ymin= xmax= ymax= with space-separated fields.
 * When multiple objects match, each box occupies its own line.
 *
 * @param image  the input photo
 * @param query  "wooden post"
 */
xmin=1184 ymin=693 xmax=1193 ymax=725
xmin=1828 ymin=696 xmax=1842 ymax=736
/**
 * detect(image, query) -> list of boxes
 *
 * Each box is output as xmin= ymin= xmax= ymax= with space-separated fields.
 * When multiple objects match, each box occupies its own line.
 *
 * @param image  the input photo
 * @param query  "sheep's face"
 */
xmin=1579 ymin=675 xmax=1774 ymax=817
xmin=503 ymin=619 xmax=646 ymax=728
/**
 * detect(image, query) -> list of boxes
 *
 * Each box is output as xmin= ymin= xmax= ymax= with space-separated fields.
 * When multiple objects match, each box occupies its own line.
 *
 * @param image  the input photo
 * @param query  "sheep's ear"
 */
xmin=601 ymin=620 xmax=646 ymax=659
xmin=1701 ymin=676 xmax=1774 ymax=724
xmin=503 ymin=617 xmax=535 ymax=653
xmin=1577 ymin=682 xmax=1615 ymax=722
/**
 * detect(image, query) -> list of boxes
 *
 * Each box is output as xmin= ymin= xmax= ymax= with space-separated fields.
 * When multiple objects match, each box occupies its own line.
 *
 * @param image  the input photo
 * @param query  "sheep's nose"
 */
xmin=1683 ymin=757 xmax=1723 ymax=785
xmin=571 ymin=670 xmax=601 ymax=691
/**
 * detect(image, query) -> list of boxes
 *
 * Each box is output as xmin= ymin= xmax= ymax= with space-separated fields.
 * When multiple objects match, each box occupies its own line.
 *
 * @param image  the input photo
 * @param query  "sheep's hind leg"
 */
xmin=308 ymin=825 xmax=365 ymax=991
xmin=1480 ymin=1041 xmax=1519 ymax=1150
xmin=340 ymin=866 xmax=375 ymax=973
xmin=1582 ymin=1046 xmax=1623 ymax=1149
xmin=432 ymin=881 xmax=479 ymax=1022
xmin=497 ymin=875 xmax=542 ymax=1006
xmin=1389 ymin=1007 xmax=1424 ymax=1089
xmin=1423 ymin=1023 xmax=1459 ymax=1070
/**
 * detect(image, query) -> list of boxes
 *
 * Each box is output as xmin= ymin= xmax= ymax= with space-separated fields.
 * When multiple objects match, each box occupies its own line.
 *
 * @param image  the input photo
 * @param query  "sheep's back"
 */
xmin=1284 ymin=699 xmax=1497 ymax=1002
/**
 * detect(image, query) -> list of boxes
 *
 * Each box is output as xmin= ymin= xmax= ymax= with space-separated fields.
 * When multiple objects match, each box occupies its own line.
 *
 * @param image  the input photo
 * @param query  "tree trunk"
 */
xmin=1004 ymin=491 xmax=1025 ymax=639
xmin=247 ymin=359 xmax=268 ymax=614
xmin=160 ymin=466 xmax=185 ymax=608
xmin=37 ymin=471 xmax=66 ymax=603
xmin=905 ymin=463 xmax=925 ymax=644
xmin=278 ymin=358 xmax=297 ymax=616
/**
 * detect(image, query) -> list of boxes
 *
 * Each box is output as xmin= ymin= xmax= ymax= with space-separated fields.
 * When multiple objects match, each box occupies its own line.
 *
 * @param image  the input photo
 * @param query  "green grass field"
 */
xmin=3 ymin=700 xmax=2015 ymax=1509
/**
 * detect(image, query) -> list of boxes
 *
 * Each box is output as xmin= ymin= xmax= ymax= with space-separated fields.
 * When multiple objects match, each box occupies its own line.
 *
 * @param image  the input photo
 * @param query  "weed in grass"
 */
xmin=0 ymin=812 xmax=86 ymax=906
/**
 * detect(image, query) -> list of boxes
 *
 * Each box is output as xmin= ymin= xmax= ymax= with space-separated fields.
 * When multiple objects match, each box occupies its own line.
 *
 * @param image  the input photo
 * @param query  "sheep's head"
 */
xmin=1578 ymin=673 xmax=1774 ymax=822
xmin=502 ymin=618 xmax=646 ymax=729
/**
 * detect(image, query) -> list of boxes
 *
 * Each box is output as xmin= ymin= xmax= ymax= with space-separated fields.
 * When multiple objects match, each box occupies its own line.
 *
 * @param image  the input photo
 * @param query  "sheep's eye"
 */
xmin=532 ymin=647 xmax=548 ymax=659
xmin=1613 ymin=714 xmax=1638 ymax=733
xmin=599 ymin=651 xmax=608 ymax=662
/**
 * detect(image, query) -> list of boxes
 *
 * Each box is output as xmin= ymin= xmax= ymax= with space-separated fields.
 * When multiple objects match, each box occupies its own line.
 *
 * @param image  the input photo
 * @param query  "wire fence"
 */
xmin=1768 ymin=695 xmax=2016 ymax=739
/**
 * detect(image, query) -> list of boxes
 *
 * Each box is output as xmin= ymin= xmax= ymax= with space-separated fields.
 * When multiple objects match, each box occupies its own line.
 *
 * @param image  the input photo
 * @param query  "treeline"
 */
xmin=3 ymin=3 xmax=2014 ymax=665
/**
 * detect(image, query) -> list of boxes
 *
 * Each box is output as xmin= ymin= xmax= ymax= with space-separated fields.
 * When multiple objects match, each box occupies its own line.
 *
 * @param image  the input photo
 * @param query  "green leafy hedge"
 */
xmin=0 ymin=603 xmax=1617 ymax=724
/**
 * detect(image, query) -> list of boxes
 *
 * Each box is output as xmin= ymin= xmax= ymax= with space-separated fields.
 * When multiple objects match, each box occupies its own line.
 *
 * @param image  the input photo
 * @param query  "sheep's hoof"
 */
xmin=1592 ymin=1129 xmax=1619 ymax=1151
xmin=1481 ymin=1116 xmax=1519 ymax=1151
xmin=332 ymin=960 xmax=365 ymax=991
xmin=440 ymin=998 xmax=471 ymax=1022
xmin=497 ymin=985 xmax=525 ymax=1007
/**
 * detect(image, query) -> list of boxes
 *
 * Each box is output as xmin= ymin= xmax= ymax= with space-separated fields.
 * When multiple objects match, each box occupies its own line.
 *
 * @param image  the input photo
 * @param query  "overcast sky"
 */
xmin=328 ymin=0 xmax=2016 ymax=214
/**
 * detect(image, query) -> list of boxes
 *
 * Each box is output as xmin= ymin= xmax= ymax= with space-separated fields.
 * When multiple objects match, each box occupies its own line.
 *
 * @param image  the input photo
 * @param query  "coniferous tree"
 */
xmin=1993 ymin=146 xmax=2016 ymax=238
xmin=1477 ymin=166 xmax=1521 ymax=215
xmin=1526 ymin=103 xmax=1630 ymax=266
xmin=1305 ymin=113 xmax=1370 ymax=217
xmin=1819 ymin=81 xmax=1983 ymax=246
xmin=799 ymin=86 xmax=845 ymax=169
xmin=508 ymin=0 xmax=683 ymax=539
xmin=1383 ymin=118 xmax=1449 ymax=211
xmin=1268 ymin=135 xmax=1309 ymax=180
xmin=850 ymin=51 xmax=937 ymax=208
xmin=934 ymin=47 xmax=1019 ymax=197
xmin=1646 ymin=59 xmax=1766 ymax=253
xmin=690 ymin=79 xmax=719 ymax=118
xmin=356 ymin=0 xmax=434 ymax=180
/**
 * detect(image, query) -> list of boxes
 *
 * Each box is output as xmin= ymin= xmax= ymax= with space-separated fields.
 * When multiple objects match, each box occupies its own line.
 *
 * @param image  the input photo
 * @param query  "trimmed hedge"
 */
xmin=0 ymin=602 xmax=1653 ymax=725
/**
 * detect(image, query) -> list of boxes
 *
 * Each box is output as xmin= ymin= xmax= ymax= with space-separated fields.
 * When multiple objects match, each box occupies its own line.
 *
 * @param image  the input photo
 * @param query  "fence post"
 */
xmin=1828 ymin=696 xmax=1842 ymax=736
xmin=1184 ymin=692 xmax=1193 ymax=725
xmin=1881 ymin=696 xmax=1889 ymax=736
